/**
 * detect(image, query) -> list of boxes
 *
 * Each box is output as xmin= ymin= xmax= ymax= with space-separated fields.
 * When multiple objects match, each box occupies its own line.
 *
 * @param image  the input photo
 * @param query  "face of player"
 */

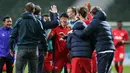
xmin=60 ymin=17 xmax=68 ymax=27
xmin=67 ymin=8 xmax=75 ymax=19
xmin=117 ymin=23 xmax=123 ymax=29
xmin=3 ymin=18 xmax=12 ymax=28
xmin=44 ymin=16 xmax=50 ymax=21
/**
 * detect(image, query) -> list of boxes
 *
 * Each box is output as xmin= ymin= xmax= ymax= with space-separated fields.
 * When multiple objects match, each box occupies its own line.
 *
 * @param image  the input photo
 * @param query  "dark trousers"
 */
xmin=28 ymin=52 xmax=44 ymax=73
xmin=0 ymin=57 xmax=13 ymax=73
xmin=37 ymin=54 xmax=44 ymax=73
xmin=16 ymin=48 xmax=38 ymax=73
xmin=97 ymin=52 xmax=114 ymax=73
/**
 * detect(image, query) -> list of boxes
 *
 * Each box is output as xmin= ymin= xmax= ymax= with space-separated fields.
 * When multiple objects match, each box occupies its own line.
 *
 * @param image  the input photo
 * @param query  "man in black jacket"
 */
xmin=73 ymin=6 xmax=115 ymax=73
xmin=9 ymin=2 xmax=58 ymax=73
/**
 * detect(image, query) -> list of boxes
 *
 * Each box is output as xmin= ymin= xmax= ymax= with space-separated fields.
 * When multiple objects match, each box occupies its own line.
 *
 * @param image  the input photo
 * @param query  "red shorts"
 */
xmin=91 ymin=51 xmax=97 ymax=72
xmin=44 ymin=61 xmax=53 ymax=71
xmin=43 ymin=51 xmax=53 ymax=70
xmin=71 ymin=57 xmax=92 ymax=73
xmin=114 ymin=50 xmax=125 ymax=62
xmin=53 ymin=51 xmax=71 ymax=72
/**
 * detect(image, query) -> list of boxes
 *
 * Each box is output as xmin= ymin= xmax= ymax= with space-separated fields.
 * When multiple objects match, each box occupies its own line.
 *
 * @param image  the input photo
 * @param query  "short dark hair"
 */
xmin=25 ymin=2 xmax=35 ymax=12
xmin=117 ymin=20 xmax=122 ymax=24
xmin=2 ymin=16 xmax=11 ymax=22
xmin=60 ymin=13 xmax=69 ymax=19
xmin=34 ymin=5 xmax=41 ymax=15
xmin=77 ymin=7 xmax=88 ymax=18
xmin=67 ymin=7 xmax=77 ymax=15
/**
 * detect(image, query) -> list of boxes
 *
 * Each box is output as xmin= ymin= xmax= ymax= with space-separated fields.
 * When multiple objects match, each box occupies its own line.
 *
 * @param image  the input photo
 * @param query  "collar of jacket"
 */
xmin=2 ymin=26 xmax=12 ymax=30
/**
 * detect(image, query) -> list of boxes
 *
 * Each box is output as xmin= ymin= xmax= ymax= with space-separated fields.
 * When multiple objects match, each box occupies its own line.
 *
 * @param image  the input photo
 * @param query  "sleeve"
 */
xmin=66 ymin=33 xmax=72 ymax=49
xmin=87 ymin=13 xmax=93 ymax=22
xmin=51 ymin=28 xmax=56 ymax=36
xmin=113 ymin=39 xmax=119 ymax=47
xmin=9 ymin=18 xmax=21 ymax=50
xmin=39 ymin=35 xmax=48 ymax=52
xmin=42 ymin=12 xmax=59 ymax=29
xmin=112 ymin=29 xmax=118 ymax=46
xmin=84 ymin=13 xmax=93 ymax=24
xmin=124 ymin=30 xmax=129 ymax=41
xmin=47 ymin=28 xmax=56 ymax=40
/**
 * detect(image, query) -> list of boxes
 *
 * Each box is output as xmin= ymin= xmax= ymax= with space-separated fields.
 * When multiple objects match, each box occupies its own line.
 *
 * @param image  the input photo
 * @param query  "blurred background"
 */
xmin=0 ymin=0 xmax=130 ymax=73
xmin=0 ymin=0 xmax=130 ymax=23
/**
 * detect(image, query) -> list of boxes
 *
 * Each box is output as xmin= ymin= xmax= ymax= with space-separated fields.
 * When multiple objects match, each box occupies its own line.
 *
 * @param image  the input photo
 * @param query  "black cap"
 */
xmin=60 ymin=13 xmax=69 ymax=18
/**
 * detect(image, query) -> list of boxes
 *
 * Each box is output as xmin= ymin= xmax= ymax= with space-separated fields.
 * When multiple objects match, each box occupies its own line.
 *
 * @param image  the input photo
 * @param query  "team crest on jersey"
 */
xmin=114 ymin=36 xmax=122 ymax=40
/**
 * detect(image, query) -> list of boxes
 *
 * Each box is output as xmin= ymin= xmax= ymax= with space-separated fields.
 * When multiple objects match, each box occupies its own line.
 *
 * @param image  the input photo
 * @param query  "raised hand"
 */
xmin=84 ymin=2 xmax=91 ymax=12
xmin=50 ymin=5 xmax=57 ymax=13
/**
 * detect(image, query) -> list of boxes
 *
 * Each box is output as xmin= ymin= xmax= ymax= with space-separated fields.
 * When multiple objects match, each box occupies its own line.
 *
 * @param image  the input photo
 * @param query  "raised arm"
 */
xmin=43 ymin=5 xmax=59 ymax=29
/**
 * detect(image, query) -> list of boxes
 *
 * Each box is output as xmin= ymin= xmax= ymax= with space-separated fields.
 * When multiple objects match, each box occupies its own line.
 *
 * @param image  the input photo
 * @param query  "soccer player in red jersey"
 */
xmin=48 ymin=13 xmax=71 ymax=73
xmin=112 ymin=21 xmax=130 ymax=73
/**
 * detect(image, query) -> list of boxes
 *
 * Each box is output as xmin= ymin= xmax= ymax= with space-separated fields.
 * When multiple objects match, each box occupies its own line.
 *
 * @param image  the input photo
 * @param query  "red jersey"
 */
xmin=112 ymin=28 xmax=129 ymax=53
xmin=51 ymin=26 xmax=69 ymax=54
xmin=84 ymin=13 xmax=93 ymax=24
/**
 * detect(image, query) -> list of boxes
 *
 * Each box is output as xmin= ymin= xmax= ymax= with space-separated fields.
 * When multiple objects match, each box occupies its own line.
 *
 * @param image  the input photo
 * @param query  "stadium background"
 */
xmin=0 ymin=0 xmax=130 ymax=73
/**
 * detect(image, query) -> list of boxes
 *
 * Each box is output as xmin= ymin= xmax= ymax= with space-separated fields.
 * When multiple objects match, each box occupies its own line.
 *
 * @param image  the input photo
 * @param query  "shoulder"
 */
xmin=73 ymin=20 xmax=85 ymax=27
xmin=0 ymin=26 xmax=4 ymax=30
xmin=122 ymin=29 xmax=128 ymax=33
xmin=73 ymin=20 xmax=86 ymax=30
xmin=74 ymin=20 xmax=83 ymax=25
xmin=52 ymin=26 xmax=60 ymax=31
xmin=0 ymin=27 xmax=2 ymax=30
xmin=91 ymin=19 xmax=101 ymax=25
xmin=16 ymin=18 xmax=23 ymax=24
xmin=112 ymin=28 xmax=117 ymax=31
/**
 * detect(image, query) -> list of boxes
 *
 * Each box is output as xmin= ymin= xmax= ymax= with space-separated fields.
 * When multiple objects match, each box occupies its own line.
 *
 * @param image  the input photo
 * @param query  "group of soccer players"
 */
xmin=43 ymin=2 xmax=98 ymax=73
xmin=0 ymin=1 xmax=129 ymax=73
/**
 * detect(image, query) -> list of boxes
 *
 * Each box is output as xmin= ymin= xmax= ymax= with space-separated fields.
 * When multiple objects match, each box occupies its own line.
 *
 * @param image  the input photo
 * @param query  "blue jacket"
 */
xmin=74 ymin=11 xmax=115 ymax=53
xmin=67 ymin=20 xmax=93 ymax=58
xmin=68 ymin=20 xmax=77 ymax=28
xmin=0 ymin=26 xmax=13 ymax=58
